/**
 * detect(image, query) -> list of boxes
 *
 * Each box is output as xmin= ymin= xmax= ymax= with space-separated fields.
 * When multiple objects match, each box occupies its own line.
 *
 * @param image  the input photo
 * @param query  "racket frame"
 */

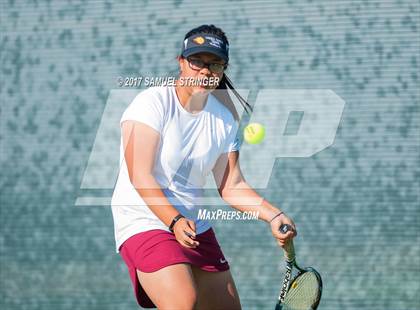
xmin=275 ymin=224 xmax=323 ymax=310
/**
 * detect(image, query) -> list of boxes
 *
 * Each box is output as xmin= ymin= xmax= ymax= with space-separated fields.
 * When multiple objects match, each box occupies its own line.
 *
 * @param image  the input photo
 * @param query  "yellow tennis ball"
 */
xmin=244 ymin=123 xmax=265 ymax=144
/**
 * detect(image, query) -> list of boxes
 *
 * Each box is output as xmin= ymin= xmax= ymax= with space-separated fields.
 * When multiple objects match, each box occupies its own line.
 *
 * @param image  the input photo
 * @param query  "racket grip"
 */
xmin=279 ymin=224 xmax=296 ymax=262
xmin=284 ymin=239 xmax=296 ymax=262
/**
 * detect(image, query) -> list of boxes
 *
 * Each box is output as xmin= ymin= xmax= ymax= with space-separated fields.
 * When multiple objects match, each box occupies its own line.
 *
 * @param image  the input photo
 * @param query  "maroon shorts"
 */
xmin=119 ymin=228 xmax=229 ymax=308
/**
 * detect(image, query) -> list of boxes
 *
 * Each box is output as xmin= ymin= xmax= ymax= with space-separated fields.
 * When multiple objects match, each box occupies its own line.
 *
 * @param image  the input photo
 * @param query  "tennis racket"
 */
xmin=275 ymin=224 xmax=322 ymax=310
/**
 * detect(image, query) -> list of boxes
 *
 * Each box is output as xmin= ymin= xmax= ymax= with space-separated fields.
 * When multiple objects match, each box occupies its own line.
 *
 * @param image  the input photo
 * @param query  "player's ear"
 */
xmin=177 ymin=55 xmax=185 ymax=74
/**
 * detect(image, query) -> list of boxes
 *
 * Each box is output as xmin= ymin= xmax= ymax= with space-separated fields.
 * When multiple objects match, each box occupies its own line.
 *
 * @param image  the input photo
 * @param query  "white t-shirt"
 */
xmin=111 ymin=85 xmax=241 ymax=253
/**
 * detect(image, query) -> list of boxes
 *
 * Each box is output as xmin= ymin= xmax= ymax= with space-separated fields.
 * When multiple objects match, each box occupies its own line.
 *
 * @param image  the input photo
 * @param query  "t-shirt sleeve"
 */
xmin=223 ymin=121 xmax=242 ymax=153
xmin=120 ymin=91 xmax=164 ymax=134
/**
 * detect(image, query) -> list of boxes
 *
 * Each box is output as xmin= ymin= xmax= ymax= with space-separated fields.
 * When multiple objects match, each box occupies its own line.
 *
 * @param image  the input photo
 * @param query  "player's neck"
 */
xmin=174 ymin=82 xmax=209 ymax=114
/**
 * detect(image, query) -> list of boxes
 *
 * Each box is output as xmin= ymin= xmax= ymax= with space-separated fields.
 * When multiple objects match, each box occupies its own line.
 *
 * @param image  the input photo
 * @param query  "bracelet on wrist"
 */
xmin=169 ymin=214 xmax=185 ymax=232
xmin=269 ymin=211 xmax=284 ymax=223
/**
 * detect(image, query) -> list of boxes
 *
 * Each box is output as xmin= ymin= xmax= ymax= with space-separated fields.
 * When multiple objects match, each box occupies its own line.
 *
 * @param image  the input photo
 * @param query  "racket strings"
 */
xmin=282 ymin=271 xmax=320 ymax=310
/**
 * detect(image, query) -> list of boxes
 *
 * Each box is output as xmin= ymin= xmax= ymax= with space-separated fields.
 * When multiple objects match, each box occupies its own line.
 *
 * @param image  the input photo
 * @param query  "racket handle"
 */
xmin=279 ymin=224 xmax=296 ymax=262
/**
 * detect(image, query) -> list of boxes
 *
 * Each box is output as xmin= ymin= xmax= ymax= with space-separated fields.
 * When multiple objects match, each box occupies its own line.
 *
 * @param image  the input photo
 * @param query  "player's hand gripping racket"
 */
xmin=275 ymin=224 xmax=323 ymax=310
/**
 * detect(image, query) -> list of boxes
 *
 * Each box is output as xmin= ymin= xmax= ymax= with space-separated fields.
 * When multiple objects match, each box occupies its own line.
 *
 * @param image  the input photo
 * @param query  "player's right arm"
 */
xmin=121 ymin=120 xmax=199 ymax=248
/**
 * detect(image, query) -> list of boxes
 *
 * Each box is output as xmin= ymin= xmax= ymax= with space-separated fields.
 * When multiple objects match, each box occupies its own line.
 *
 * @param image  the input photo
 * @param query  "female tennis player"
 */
xmin=111 ymin=24 xmax=297 ymax=309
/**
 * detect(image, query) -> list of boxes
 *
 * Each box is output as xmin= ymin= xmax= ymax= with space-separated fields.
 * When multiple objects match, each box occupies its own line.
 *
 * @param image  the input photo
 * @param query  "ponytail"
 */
xmin=213 ymin=74 xmax=253 ymax=122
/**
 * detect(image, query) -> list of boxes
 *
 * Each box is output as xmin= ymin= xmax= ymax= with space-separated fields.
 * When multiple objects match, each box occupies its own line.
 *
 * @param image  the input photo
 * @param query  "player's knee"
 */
xmin=159 ymin=288 xmax=197 ymax=310
xmin=181 ymin=288 xmax=198 ymax=309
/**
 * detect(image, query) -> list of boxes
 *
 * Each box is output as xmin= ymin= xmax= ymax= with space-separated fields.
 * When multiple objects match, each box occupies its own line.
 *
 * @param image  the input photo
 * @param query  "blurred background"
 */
xmin=1 ymin=0 xmax=419 ymax=309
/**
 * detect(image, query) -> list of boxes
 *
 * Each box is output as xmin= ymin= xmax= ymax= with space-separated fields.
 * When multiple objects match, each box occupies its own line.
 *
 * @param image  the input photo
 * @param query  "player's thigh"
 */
xmin=137 ymin=263 xmax=197 ymax=309
xmin=191 ymin=265 xmax=241 ymax=310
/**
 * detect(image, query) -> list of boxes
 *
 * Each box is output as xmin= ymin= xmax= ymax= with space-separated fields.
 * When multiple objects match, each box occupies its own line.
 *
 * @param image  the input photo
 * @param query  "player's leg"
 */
xmin=191 ymin=265 xmax=242 ymax=310
xmin=137 ymin=263 xmax=197 ymax=309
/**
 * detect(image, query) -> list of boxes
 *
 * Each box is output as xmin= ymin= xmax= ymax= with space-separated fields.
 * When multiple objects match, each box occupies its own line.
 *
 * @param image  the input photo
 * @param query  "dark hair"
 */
xmin=182 ymin=24 xmax=253 ymax=121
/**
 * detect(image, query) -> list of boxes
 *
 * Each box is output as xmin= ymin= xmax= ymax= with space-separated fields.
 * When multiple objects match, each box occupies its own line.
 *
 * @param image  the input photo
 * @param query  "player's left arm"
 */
xmin=212 ymin=151 xmax=296 ymax=243
xmin=212 ymin=151 xmax=282 ymax=221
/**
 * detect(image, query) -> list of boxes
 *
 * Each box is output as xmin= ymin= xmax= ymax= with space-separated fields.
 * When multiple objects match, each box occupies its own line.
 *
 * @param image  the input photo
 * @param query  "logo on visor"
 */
xmin=193 ymin=36 xmax=205 ymax=45
xmin=205 ymin=36 xmax=223 ymax=49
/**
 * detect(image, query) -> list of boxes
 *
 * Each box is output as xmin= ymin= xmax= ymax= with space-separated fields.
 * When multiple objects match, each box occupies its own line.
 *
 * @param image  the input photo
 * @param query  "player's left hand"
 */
xmin=270 ymin=213 xmax=297 ymax=247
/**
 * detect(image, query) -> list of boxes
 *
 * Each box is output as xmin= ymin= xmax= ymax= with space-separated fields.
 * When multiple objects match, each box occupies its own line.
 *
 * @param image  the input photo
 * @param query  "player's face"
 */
xmin=178 ymin=52 xmax=226 ymax=95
